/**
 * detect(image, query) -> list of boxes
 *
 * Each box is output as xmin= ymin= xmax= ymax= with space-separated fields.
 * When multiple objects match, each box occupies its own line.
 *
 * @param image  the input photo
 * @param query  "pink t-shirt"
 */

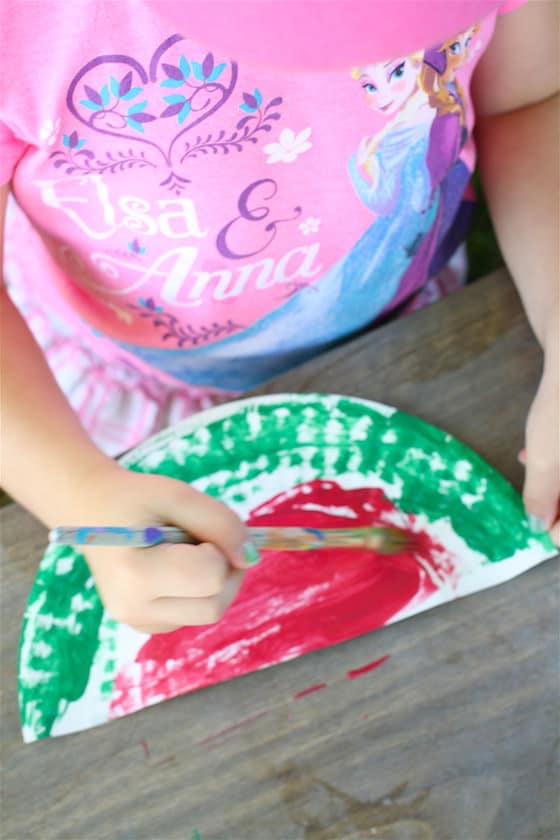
xmin=0 ymin=1 xmax=524 ymax=390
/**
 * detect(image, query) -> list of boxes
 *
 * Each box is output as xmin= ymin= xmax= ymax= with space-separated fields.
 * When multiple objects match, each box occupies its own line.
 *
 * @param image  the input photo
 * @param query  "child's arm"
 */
xmin=0 ymin=183 xmax=254 ymax=631
xmin=472 ymin=0 xmax=559 ymax=544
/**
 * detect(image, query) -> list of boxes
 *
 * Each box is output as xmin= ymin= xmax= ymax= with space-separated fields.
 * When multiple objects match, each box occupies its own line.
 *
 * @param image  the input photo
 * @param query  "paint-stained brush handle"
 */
xmin=249 ymin=526 xmax=410 ymax=553
xmin=49 ymin=526 xmax=196 ymax=548
xmin=49 ymin=524 xmax=411 ymax=554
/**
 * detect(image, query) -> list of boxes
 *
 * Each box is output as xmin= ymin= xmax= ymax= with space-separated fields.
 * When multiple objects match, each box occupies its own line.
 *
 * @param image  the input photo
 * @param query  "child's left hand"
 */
xmin=521 ymin=352 xmax=559 ymax=546
xmin=471 ymin=2 xmax=558 ymax=547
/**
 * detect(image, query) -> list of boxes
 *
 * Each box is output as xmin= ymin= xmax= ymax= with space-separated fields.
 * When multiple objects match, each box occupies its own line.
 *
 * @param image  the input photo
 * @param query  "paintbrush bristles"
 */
xmin=363 ymin=527 xmax=409 ymax=552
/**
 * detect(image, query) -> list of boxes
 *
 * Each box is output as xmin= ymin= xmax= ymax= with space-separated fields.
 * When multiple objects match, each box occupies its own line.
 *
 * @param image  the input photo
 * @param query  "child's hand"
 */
xmin=521 ymin=358 xmax=560 ymax=546
xmin=74 ymin=466 xmax=257 ymax=633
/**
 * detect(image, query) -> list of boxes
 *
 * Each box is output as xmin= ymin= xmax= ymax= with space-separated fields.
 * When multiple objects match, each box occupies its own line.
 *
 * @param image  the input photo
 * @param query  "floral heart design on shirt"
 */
xmin=51 ymin=34 xmax=283 ymax=194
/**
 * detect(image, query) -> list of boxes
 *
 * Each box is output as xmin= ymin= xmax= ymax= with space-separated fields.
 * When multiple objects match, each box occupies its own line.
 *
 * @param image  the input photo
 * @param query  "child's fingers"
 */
xmin=160 ymin=483 xmax=261 ymax=570
xmin=136 ymin=542 xmax=230 ymax=599
xmin=523 ymin=440 xmax=559 ymax=532
xmin=523 ymin=372 xmax=559 ymax=533
xmin=93 ymin=547 xmax=245 ymax=630
xmin=148 ymin=569 xmax=245 ymax=629
xmin=523 ymin=420 xmax=560 ymax=531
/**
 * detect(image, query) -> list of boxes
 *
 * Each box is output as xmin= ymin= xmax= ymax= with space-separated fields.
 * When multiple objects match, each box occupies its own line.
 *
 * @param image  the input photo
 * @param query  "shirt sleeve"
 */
xmin=0 ymin=120 xmax=28 ymax=186
xmin=499 ymin=0 xmax=529 ymax=14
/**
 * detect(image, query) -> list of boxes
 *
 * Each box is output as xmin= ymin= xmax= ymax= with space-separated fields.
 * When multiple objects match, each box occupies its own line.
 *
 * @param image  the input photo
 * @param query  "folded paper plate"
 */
xmin=18 ymin=394 xmax=556 ymax=741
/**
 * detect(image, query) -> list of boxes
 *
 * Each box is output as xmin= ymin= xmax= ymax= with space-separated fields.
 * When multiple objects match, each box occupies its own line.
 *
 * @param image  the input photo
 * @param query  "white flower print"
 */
xmin=299 ymin=217 xmax=321 ymax=235
xmin=263 ymin=127 xmax=312 ymax=164
xmin=39 ymin=118 xmax=61 ymax=146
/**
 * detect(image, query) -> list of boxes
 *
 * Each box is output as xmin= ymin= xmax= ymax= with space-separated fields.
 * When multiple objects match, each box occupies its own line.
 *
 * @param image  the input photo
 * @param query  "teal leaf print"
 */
xmin=163 ymin=94 xmax=186 ymax=105
xmin=191 ymin=61 xmax=204 ymax=81
xmin=161 ymin=96 xmax=191 ymax=123
xmin=179 ymin=55 xmax=190 ymax=79
xmin=128 ymin=239 xmax=146 ymax=255
xmin=100 ymin=84 xmax=110 ymax=106
xmin=190 ymin=55 xmax=219 ymax=82
xmin=126 ymin=117 xmax=145 ymax=133
xmin=207 ymin=62 xmax=226 ymax=82
xmin=62 ymin=131 xmax=85 ymax=150
xmin=110 ymin=75 xmax=120 ymax=97
xmin=121 ymin=87 xmax=143 ymax=101
xmin=178 ymin=102 xmax=191 ymax=124
xmin=127 ymin=100 xmax=149 ymax=115
xmin=110 ymin=75 xmax=141 ymax=101
xmin=161 ymin=78 xmax=184 ymax=89
xmin=239 ymin=89 xmax=262 ymax=113
xmin=138 ymin=297 xmax=163 ymax=311
xmin=161 ymin=56 xmax=190 ymax=89
xmin=79 ymin=99 xmax=103 ymax=111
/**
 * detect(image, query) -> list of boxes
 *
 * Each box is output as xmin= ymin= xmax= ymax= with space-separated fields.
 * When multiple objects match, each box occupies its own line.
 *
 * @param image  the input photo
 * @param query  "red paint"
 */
xmin=140 ymin=738 xmax=150 ymax=759
xmin=153 ymin=755 xmax=176 ymax=768
xmin=293 ymin=682 xmax=328 ymax=700
xmin=346 ymin=655 xmax=390 ymax=679
xmin=199 ymin=709 xmax=270 ymax=745
xmin=110 ymin=480 xmax=454 ymax=718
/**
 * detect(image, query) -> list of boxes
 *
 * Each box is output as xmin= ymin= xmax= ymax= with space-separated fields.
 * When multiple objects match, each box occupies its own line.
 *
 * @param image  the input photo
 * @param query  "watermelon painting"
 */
xmin=18 ymin=394 xmax=556 ymax=741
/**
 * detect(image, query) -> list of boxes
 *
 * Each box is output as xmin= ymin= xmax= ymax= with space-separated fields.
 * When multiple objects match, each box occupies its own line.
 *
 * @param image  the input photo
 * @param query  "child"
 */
xmin=1 ymin=0 xmax=558 ymax=633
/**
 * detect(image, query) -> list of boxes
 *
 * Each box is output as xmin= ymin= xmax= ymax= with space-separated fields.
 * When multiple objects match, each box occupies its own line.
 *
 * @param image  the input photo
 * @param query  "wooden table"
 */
xmin=2 ymin=269 xmax=558 ymax=840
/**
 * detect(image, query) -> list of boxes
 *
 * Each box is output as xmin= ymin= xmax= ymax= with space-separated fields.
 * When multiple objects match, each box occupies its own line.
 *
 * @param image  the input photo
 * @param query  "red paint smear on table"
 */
xmin=199 ymin=709 xmax=271 ymax=746
xmin=110 ymin=480 xmax=454 ymax=718
xmin=346 ymin=655 xmax=390 ymax=679
xmin=293 ymin=682 xmax=328 ymax=700
xmin=153 ymin=755 xmax=176 ymax=768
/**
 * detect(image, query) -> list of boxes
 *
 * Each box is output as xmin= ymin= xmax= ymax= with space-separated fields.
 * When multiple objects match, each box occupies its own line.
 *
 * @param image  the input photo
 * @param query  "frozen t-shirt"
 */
xmin=0 ymin=1 xmax=524 ymax=391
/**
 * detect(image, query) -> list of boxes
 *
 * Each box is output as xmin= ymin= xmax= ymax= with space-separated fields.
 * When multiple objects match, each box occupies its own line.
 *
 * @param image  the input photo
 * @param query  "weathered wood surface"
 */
xmin=2 ymin=270 xmax=558 ymax=840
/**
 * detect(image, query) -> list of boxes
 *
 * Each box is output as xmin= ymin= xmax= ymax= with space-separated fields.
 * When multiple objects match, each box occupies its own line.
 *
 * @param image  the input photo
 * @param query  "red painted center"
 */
xmin=110 ymin=479 xmax=453 ymax=717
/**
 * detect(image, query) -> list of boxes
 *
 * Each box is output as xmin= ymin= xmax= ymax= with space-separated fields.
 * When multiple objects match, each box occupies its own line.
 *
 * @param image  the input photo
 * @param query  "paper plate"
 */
xmin=18 ymin=394 xmax=556 ymax=741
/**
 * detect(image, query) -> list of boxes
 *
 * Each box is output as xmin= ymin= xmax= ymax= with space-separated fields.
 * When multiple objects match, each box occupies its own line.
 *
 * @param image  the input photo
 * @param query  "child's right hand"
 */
xmin=73 ymin=465 xmax=257 ymax=634
xmin=1 ymin=185 xmax=255 ymax=632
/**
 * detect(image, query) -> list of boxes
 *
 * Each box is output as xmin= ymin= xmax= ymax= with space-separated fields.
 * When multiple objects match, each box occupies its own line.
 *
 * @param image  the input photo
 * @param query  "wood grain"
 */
xmin=1 ymin=270 xmax=558 ymax=840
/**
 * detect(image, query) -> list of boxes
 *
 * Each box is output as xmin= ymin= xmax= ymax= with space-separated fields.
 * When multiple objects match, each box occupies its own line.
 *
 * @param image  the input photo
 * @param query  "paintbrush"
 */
xmin=48 ymin=524 xmax=412 ymax=554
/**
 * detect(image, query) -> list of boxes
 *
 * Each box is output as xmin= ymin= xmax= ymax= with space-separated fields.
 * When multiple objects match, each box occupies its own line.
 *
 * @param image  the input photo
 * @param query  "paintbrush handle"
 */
xmin=249 ymin=526 xmax=398 ymax=550
xmin=49 ymin=524 xmax=406 ymax=553
xmin=49 ymin=526 xmax=196 ymax=548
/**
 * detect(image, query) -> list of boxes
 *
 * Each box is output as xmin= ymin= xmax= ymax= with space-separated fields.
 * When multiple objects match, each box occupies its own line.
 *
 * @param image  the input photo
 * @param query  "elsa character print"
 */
xmin=113 ymin=52 xmax=444 ymax=390
xmin=351 ymin=25 xmax=483 ymax=306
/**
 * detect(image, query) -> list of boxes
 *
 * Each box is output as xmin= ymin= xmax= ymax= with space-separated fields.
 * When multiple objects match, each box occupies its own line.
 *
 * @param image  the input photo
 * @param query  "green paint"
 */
xmin=129 ymin=395 xmax=551 ymax=561
xmin=243 ymin=541 xmax=261 ymax=566
xmin=191 ymin=830 xmax=202 ymax=840
xmin=18 ymin=545 xmax=103 ymax=740
xmin=18 ymin=394 xmax=556 ymax=741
